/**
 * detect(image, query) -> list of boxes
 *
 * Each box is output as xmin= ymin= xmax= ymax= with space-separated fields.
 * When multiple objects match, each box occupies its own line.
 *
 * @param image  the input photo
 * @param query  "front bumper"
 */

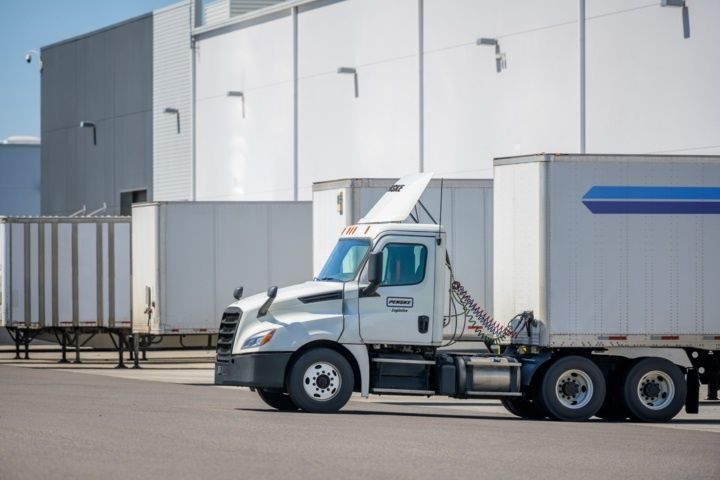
xmin=214 ymin=352 xmax=293 ymax=388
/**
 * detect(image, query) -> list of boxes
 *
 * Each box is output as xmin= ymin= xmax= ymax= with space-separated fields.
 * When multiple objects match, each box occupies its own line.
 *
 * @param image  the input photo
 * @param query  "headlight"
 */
xmin=241 ymin=329 xmax=276 ymax=350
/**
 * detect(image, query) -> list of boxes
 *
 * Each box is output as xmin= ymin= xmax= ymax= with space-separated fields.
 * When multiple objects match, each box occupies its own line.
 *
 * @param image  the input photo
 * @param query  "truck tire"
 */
xmin=501 ymin=397 xmax=546 ymax=419
xmin=256 ymin=388 xmax=299 ymax=411
xmin=286 ymin=348 xmax=354 ymax=413
xmin=620 ymin=357 xmax=686 ymax=422
xmin=538 ymin=355 xmax=606 ymax=421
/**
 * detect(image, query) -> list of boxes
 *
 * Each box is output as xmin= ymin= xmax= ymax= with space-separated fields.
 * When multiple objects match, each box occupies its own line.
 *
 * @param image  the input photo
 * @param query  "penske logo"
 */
xmin=386 ymin=297 xmax=414 ymax=311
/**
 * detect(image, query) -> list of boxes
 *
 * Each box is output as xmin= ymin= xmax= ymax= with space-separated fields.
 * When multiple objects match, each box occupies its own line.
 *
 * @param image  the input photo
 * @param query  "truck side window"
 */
xmin=380 ymin=243 xmax=427 ymax=286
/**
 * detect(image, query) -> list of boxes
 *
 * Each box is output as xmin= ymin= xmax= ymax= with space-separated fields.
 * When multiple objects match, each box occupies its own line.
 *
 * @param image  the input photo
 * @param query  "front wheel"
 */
xmin=286 ymin=348 xmax=354 ymax=413
xmin=538 ymin=355 xmax=606 ymax=421
xmin=620 ymin=358 xmax=686 ymax=422
xmin=257 ymin=388 xmax=299 ymax=411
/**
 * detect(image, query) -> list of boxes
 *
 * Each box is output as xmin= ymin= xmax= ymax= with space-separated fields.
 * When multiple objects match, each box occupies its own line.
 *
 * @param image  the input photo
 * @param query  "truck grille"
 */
xmin=216 ymin=307 xmax=242 ymax=363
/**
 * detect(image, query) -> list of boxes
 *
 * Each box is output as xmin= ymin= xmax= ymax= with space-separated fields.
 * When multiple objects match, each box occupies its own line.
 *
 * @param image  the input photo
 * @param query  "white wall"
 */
xmin=585 ymin=0 xmax=720 ymax=155
xmin=297 ymin=0 xmax=420 ymax=199
xmin=424 ymin=0 xmax=579 ymax=178
xmin=195 ymin=14 xmax=294 ymax=200
xmin=191 ymin=0 xmax=720 ymax=201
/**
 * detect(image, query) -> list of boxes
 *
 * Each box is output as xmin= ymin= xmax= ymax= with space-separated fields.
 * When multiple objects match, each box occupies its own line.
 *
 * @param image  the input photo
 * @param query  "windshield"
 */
xmin=317 ymin=238 xmax=371 ymax=282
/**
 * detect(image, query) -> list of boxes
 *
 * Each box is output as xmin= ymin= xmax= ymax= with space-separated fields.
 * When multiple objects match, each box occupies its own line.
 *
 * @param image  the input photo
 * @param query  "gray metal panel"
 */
xmin=80 ymin=118 xmax=115 ymax=212
xmin=153 ymin=3 xmax=193 ymax=201
xmin=76 ymin=32 xmax=113 ymax=123
xmin=114 ymin=112 xmax=152 ymax=194
xmin=41 ymin=15 xmax=153 ymax=215
xmin=40 ymin=43 xmax=79 ymax=132
xmin=108 ymin=18 xmax=153 ymax=117
xmin=40 ymin=129 xmax=72 ymax=215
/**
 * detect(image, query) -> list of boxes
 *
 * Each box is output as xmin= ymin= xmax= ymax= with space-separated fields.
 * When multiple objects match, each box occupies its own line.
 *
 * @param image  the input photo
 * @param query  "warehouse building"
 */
xmin=40 ymin=0 xmax=720 ymax=213
xmin=0 ymin=136 xmax=40 ymax=216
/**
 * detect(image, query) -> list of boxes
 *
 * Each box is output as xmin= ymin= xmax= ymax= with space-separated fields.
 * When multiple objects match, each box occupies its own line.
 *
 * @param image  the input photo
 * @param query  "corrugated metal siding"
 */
xmin=202 ymin=0 xmax=286 ymax=26
xmin=229 ymin=0 xmax=286 ymax=17
xmin=153 ymin=3 xmax=193 ymax=201
xmin=203 ymin=0 xmax=229 ymax=26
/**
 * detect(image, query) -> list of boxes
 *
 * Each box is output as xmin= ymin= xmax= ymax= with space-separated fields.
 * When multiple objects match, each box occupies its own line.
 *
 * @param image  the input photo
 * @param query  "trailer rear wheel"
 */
xmin=501 ymin=397 xmax=546 ymax=419
xmin=256 ymin=388 xmax=299 ymax=411
xmin=538 ymin=356 xmax=605 ymax=421
xmin=287 ymin=348 xmax=354 ymax=413
xmin=620 ymin=358 xmax=685 ymax=422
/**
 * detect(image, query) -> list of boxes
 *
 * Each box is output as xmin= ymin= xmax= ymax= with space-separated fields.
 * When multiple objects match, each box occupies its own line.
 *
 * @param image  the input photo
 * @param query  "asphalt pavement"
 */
xmin=1 ymin=361 xmax=719 ymax=480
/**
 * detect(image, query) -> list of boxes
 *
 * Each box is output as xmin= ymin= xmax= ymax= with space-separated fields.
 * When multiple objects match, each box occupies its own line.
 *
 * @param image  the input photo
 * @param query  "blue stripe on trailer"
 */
xmin=583 ymin=200 xmax=720 ymax=214
xmin=583 ymin=186 xmax=720 ymax=200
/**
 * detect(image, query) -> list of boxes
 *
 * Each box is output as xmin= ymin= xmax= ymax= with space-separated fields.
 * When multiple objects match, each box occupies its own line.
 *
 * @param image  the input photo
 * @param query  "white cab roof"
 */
xmin=340 ymin=222 xmax=444 ymax=240
xmin=358 ymin=172 xmax=433 ymax=224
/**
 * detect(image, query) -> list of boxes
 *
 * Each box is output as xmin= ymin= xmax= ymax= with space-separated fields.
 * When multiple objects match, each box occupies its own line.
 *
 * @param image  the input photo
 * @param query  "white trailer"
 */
xmin=0 ymin=216 xmax=131 ymax=330
xmin=313 ymin=178 xmax=493 ymax=340
xmin=494 ymin=154 xmax=720 ymax=351
xmin=132 ymin=201 xmax=312 ymax=336
xmin=0 ymin=216 xmax=131 ymax=360
xmin=214 ymin=160 xmax=720 ymax=422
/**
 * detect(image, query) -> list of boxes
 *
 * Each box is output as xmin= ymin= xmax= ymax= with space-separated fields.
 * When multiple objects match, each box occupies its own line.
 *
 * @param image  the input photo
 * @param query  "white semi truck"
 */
xmin=215 ymin=154 xmax=720 ymax=422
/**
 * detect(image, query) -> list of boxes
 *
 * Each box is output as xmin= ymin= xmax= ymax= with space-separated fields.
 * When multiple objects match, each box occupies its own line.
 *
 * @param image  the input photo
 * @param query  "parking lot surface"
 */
xmin=1 ymin=351 xmax=719 ymax=479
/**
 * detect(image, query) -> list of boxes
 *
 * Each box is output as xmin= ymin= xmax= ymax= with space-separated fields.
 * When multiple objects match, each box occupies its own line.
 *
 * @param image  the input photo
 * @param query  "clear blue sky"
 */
xmin=0 ymin=0 xmax=179 ymax=141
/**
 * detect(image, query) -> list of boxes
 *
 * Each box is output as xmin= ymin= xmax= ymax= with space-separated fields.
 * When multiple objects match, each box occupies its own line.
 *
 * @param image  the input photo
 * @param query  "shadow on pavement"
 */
xmin=234 ymin=407 xmax=720 ymax=425
xmin=234 ymin=407 xmax=536 ymax=422
xmin=378 ymin=401 xmax=500 ymax=407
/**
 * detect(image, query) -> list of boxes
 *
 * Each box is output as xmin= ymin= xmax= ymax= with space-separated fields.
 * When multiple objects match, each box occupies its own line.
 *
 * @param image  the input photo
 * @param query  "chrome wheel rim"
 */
xmin=303 ymin=361 xmax=341 ymax=401
xmin=555 ymin=369 xmax=594 ymax=409
xmin=637 ymin=370 xmax=675 ymax=410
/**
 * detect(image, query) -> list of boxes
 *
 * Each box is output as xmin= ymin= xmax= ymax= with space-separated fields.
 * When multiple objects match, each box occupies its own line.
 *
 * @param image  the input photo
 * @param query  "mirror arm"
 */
xmin=361 ymin=282 xmax=380 ymax=297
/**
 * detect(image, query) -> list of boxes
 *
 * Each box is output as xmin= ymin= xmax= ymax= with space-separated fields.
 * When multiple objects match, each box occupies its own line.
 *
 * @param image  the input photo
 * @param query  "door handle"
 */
xmin=418 ymin=315 xmax=429 ymax=334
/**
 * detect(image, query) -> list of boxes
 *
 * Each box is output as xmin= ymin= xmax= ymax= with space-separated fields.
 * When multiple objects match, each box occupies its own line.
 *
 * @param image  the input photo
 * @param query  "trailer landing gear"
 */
xmin=7 ymin=328 xmax=39 ymax=360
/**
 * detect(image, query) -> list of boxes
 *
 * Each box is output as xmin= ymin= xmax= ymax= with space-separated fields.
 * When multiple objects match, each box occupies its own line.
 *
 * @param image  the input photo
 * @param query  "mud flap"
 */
xmin=685 ymin=369 xmax=699 ymax=414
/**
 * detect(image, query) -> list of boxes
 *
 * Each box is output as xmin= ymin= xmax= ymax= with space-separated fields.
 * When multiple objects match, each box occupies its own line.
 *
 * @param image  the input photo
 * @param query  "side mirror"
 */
xmin=258 ymin=286 xmax=279 ymax=319
xmin=233 ymin=286 xmax=244 ymax=300
xmin=364 ymin=252 xmax=383 ymax=296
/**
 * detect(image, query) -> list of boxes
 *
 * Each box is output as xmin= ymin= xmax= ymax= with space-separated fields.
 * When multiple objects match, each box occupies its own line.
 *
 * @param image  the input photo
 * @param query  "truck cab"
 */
xmin=215 ymin=171 xmax=706 ymax=422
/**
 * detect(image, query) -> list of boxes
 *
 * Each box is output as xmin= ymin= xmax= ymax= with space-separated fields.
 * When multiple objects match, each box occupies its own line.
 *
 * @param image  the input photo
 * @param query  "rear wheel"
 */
xmin=287 ymin=348 xmax=354 ymax=413
xmin=538 ymin=355 xmax=606 ymax=421
xmin=620 ymin=358 xmax=686 ymax=422
xmin=501 ymin=397 xmax=546 ymax=419
xmin=256 ymin=388 xmax=299 ymax=411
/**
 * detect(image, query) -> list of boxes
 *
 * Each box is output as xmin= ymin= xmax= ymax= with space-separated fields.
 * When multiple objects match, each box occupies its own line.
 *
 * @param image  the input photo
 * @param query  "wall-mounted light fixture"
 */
xmin=79 ymin=121 xmax=97 ymax=145
xmin=164 ymin=107 xmax=180 ymax=133
xmin=661 ymin=0 xmax=690 ymax=39
xmin=337 ymin=67 xmax=359 ymax=98
xmin=25 ymin=49 xmax=43 ymax=72
xmin=476 ymin=38 xmax=506 ymax=73
xmin=227 ymin=91 xmax=245 ymax=118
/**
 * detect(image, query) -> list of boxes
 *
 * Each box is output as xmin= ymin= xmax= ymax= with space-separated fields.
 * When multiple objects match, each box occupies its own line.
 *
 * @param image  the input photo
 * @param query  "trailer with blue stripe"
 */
xmin=216 ymin=156 xmax=719 ymax=422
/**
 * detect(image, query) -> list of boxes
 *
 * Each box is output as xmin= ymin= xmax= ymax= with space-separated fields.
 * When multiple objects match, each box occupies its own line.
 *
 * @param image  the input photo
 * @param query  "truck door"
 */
xmin=358 ymin=235 xmax=436 ymax=345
